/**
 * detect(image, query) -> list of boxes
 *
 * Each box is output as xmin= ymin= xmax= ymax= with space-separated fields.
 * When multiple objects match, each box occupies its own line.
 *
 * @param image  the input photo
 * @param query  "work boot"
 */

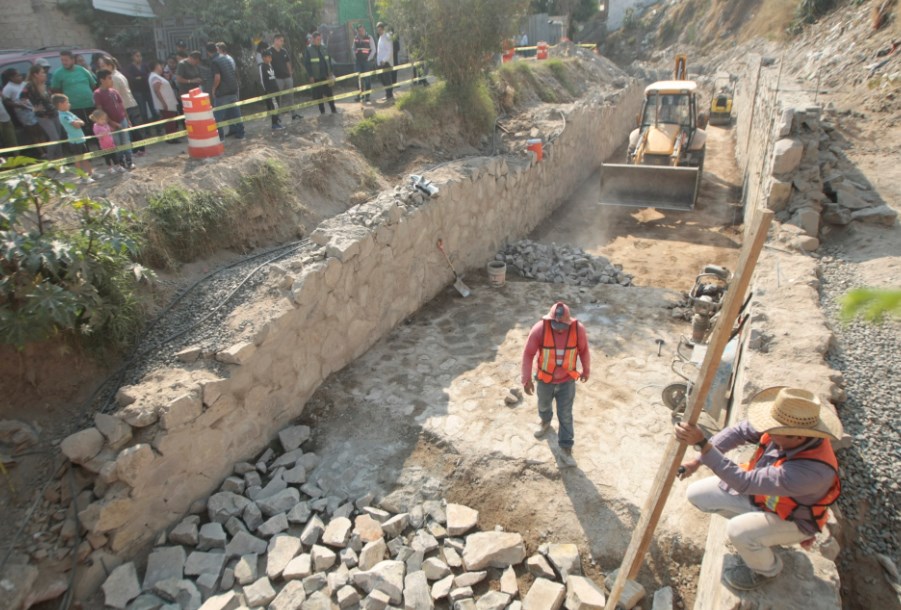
xmin=559 ymin=446 xmax=576 ymax=467
xmin=533 ymin=420 xmax=551 ymax=438
xmin=722 ymin=564 xmax=776 ymax=591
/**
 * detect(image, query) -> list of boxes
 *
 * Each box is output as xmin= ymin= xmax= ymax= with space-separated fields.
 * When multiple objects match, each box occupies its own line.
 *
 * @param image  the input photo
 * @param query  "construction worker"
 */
xmin=303 ymin=31 xmax=337 ymax=115
xmin=353 ymin=24 xmax=375 ymax=102
xmin=521 ymin=302 xmax=591 ymax=467
xmin=675 ymin=386 xmax=843 ymax=591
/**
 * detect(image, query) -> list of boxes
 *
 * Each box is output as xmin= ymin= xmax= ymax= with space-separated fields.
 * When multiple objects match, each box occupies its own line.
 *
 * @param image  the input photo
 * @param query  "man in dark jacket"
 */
xmin=302 ymin=32 xmax=337 ymax=115
xmin=208 ymin=42 xmax=244 ymax=139
xmin=353 ymin=24 xmax=375 ymax=102
xmin=259 ymin=50 xmax=283 ymax=130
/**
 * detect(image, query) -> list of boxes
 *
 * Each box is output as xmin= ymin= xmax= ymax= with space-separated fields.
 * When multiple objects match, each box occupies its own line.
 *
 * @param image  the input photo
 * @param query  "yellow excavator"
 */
xmin=599 ymin=54 xmax=707 ymax=211
xmin=709 ymin=74 xmax=736 ymax=126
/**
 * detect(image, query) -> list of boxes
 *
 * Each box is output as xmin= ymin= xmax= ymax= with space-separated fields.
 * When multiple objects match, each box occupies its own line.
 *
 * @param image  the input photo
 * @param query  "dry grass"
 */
xmin=740 ymin=0 xmax=799 ymax=42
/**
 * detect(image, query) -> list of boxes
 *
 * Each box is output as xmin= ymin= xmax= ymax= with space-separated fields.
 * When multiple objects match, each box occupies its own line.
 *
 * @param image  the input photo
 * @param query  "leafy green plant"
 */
xmin=840 ymin=288 xmax=901 ymax=323
xmin=379 ymin=0 xmax=528 ymax=90
xmin=0 ymin=158 xmax=149 ymax=348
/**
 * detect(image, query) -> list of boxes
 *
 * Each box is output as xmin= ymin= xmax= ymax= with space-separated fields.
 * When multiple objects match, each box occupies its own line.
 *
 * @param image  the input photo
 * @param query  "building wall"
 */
xmin=0 ymin=0 xmax=96 ymax=49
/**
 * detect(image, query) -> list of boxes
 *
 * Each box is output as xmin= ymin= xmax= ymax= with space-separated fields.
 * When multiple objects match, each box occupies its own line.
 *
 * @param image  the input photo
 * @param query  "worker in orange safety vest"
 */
xmin=521 ymin=302 xmax=591 ymax=467
xmin=675 ymin=386 xmax=843 ymax=591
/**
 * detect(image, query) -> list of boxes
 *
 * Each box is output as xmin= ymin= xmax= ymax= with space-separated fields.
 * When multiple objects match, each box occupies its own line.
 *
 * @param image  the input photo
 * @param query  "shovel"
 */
xmin=437 ymin=239 xmax=471 ymax=297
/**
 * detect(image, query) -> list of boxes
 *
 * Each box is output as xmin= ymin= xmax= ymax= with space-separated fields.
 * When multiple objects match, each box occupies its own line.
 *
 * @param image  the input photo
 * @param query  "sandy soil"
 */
xmin=530 ymin=124 xmax=744 ymax=290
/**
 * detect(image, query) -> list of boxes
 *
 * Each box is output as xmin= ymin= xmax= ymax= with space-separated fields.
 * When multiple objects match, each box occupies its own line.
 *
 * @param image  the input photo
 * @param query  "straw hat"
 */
xmin=747 ymin=386 xmax=842 ymax=441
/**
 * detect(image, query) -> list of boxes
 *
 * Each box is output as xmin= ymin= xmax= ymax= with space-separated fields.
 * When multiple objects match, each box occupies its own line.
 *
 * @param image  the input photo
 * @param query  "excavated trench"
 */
xmin=29 ymin=51 xmax=856 ymax=610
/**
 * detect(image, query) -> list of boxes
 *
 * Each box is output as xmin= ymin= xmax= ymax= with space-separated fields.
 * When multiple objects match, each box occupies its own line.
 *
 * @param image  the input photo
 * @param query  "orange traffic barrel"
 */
xmin=536 ymin=41 xmax=549 ymax=60
xmin=502 ymin=48 xmax=515 ymax=63
xmin=527 ymin=138 xmax=543 ymax=162
xmin=181 ymin=88 xmax=224 ymax=159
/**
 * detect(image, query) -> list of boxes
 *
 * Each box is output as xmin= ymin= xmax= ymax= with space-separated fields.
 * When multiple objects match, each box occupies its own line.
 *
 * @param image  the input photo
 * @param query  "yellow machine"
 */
xmin=599 ymin=55 xmax=707 ymax=211
xmin=709 ymin=74 xmax=735 ymax=126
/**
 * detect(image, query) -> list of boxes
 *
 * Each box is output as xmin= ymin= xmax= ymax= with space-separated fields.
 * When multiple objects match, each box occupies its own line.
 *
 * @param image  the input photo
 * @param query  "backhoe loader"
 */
xmin=599 ymin=55 xmax=707 ymax=211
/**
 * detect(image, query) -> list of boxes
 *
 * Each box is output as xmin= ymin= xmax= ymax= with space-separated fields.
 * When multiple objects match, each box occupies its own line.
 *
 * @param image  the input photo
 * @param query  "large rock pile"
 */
xmin=96 ymin=422 xmax=651 ymax=610
xmin=497 ymin=240 xmax=634 ymax=287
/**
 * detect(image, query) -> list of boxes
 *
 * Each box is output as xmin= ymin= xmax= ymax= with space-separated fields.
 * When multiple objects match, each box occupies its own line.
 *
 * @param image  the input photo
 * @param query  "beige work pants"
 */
xmin=687 ymin=476 xmax=810 ymax=576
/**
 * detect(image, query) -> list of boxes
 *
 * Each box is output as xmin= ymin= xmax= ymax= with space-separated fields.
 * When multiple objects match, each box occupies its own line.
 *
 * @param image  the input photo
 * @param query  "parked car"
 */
xmin=0 ymin=45 xmax=109 ymax=81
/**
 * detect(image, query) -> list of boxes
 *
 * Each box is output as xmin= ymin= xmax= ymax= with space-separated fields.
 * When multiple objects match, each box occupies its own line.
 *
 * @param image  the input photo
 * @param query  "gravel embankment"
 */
xmin=89 ymin=242 xmax=309 ymax=416
xmin=818 ymin=254 xmax=900 ymax=566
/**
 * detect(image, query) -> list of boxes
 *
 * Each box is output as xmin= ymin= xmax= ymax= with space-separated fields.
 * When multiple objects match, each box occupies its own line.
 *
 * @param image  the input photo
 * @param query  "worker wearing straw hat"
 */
xmin=674 ymin=387 xmax=843 ymax=591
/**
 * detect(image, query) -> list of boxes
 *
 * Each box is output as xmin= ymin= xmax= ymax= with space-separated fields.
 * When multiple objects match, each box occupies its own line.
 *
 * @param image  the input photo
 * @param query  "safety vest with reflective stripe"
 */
xmin=536 ymin=320 xmax=581 ymax=383
xmin=743 ymin=432 xmax=841 ymax=532
xmin=354 ymin=36 xmax=372 ymax=59
xmin=305 ymin=46 xmax=331 ymax=79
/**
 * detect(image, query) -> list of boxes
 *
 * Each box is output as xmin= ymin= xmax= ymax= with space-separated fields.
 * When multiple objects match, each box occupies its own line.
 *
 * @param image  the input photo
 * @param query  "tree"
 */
xmin=175 ymin=0 xmax=322 ymax=59
xmin=378 ymin=0 xmax=529 ymax=90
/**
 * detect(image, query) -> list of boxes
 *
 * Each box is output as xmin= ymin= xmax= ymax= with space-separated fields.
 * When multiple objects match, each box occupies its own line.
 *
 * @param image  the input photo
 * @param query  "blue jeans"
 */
xmin=355 ymin=57 xmax=371 ymax=98
xmin=213 ymin=93 xmax=245 ymax=138
xmin=113 ymin=118 xmax=133 ymax=166
xmin=537 ymin=379 xmax=576 ymax=448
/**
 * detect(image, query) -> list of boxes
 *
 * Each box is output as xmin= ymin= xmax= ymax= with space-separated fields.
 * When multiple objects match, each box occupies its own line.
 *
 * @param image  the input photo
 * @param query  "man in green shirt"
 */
xmin=50 ymin=50 xmax=98 ymax=134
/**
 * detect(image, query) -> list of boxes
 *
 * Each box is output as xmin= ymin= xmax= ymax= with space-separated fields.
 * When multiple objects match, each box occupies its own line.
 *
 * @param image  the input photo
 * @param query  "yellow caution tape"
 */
xmin=0 ymin=63 xmax=426 ymax=180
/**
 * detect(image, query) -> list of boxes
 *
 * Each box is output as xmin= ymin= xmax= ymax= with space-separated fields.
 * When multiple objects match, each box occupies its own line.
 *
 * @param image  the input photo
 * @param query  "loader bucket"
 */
xmin=598 ymin=163 xmax=700 ymax=211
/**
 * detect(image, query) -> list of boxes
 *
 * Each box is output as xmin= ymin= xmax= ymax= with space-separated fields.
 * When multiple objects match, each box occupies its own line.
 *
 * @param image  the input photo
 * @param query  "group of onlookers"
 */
xmin=0 ymin=27 xmax=423 ymax=179
xmin=0 ymin=48 xmax=186 ymax=180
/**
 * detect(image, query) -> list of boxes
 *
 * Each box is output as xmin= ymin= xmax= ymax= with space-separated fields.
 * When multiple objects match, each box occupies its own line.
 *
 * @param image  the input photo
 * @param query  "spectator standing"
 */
xmin=259 ymin=49 xmax=283 ymax=130
xmin=50 ymin=50 xmax=97 ymax=133
xmin=0 ymin=90 xmax=15 ymax=149
xmin=175 ymin=51 xmax=204 ymax=97
xmin=254 ymin=40 xmax=268 ymax=68
xmin=303 ymin=31 xmax=337 ymax=115
xmin=353 ymin=24 xmax=375 ymax=102
xmin=53 ymin=94 xmax=94 ymax=182
xmin=97 ymin=56 xmax=146 ymax=155
xmin=208 ymin=42 xmax=244 ymax=139
xmin=22 ymin=65 xmax=63 ymax=159
xmin=391 ymin=28 xmax=401 ymax=88
xmin=124 ymin=50 xmax=158 ymax=126
xmin=90 ymin=109 xmax=121 ymax=173
xmin=376 ymin=22 xmax=394 ymax=101
xmin=270 ymin=34 xmax=301 ymax=120
xmin=3 ymin=68 xmax=46 ymax=155
xmin=93 ymin=69 xmax=134 ymax=171
xmin=148 ymin=60 xmax=182 ymax=142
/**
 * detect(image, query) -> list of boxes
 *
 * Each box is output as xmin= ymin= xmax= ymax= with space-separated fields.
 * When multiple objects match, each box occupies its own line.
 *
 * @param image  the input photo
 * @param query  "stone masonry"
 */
xmin=52 ymin=80 xmax=646 ymax=599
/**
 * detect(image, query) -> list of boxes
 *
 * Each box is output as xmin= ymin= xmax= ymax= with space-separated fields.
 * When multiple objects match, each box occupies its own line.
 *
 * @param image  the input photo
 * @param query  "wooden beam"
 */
xmin=604 ymin=209 xmax=773 ymax=610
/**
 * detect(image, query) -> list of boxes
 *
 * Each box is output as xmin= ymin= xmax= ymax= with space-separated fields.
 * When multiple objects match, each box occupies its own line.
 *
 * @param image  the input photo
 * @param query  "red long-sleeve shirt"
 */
xmin=93 ymin=86 xmax=126 ymax=124
xmin=521 ymin=320 xmax=590 ymax=385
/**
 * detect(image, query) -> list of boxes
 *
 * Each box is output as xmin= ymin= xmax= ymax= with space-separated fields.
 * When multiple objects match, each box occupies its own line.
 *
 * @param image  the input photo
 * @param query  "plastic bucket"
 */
xmin=527 ymin=138 xmax=543 ymax=162
xmin=487 ymin=260 xmax=507 ymax=287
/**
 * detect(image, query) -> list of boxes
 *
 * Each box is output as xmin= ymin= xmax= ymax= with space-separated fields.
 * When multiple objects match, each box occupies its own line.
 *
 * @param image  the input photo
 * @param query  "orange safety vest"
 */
xmin=743 ymin=432 xmax=841 ymax=532
xmin=536 ymin=320 xmax=581 ymax=383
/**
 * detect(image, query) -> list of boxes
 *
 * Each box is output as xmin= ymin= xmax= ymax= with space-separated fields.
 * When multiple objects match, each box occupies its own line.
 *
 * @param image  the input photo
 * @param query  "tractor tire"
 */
xmin=662 ymin=382 xmax=689 ymax=414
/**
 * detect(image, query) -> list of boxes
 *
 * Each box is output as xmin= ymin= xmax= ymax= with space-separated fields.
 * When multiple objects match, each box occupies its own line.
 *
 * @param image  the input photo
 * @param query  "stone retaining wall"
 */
xmin=61 ymin=83 xmax=645 ymax=588
xmin=692 ymin=55 xmax=846 ymax=609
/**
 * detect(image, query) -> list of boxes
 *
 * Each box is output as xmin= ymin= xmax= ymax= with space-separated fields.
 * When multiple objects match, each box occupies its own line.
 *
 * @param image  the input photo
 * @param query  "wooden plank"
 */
xmin=604 ymin=209 xmax=773 ymax=610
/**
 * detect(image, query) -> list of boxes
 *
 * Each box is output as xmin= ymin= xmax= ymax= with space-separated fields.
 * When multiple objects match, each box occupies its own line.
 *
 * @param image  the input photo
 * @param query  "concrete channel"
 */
xmin=41 ymin=53 xmax=849 ymax=609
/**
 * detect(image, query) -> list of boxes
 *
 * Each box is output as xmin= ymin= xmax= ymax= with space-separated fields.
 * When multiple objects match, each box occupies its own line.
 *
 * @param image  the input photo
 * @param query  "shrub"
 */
xmin=145 ymin=186 xmax=232 ymax=265
xmin=0 ymin=158 xmax=149 ymax=348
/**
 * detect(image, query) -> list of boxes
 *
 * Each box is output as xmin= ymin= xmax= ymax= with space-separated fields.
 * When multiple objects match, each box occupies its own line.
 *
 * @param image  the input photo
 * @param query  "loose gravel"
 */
xmin=817 ymin=253 xmax=901 ymax=567
xmin=87 ymin=241 xmax=314 ymax=416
